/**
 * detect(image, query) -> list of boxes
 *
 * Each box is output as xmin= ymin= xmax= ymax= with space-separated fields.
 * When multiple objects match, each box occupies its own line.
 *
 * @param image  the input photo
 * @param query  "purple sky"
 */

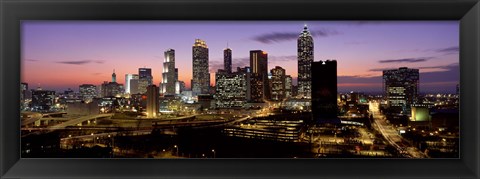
xmin=21 ymin=21 xmax=459 ymax=93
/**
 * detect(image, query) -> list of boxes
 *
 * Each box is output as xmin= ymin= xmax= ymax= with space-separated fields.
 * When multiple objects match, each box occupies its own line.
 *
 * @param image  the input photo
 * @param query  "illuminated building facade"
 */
xmin=215 ymin=68 xmax=249 ymax=108
xmin=139 ymin=68 xmax=153 ymax=85
xmin=137 ymin=67 xmax=153 ymax=94
xmin=21 ymin=82 xmax=28 ymax=102
xmin=125 ymin=74 xmax=139 ymax=94
xmin=79 ymin=84 xmax=97 ymax=103
xmin=270 ymin=66 xmax=286 ymax=101
xmin=160 ymin=49 xmax=177 ymax=95
xmin=146 ymin=85 xmax=159 ymax=118
xmin=298 ymin=25 xmax=314 ymax=99
xmin=383 ymin=67 xmax=419 ymax=112
xmin=223 ymin=116 xmax=305 ymax=142
xmin=285 ymin=75 xmax=293 ymax=98
xmin=311 ymin=60 xmax=338 ymax=121
xmin=100 ymin=82 xmax=123 ymax=97
xmin=249 ymin=50 xmax=268 ymax=103
xmin=192 ymin=39 xmax=210 ymax=96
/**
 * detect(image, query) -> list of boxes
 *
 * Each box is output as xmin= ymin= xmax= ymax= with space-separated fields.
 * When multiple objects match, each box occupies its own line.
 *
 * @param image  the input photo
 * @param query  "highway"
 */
xmin=369 ymin=101 xmax=427 ymax=158
xmin=49 ymin=113 xmax=114 ymax=129
xmin=21 ymin=112 xmax=43 ymax=127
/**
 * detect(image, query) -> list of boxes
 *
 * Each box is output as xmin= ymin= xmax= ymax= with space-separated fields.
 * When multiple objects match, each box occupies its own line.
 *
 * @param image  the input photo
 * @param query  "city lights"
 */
xmin=20 ymin=22 xmax=459 ymax=159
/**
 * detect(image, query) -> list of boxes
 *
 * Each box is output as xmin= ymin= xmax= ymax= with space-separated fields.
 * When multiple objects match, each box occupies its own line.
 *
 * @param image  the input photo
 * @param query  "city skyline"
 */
xmin=21 ymin=21 xmax=459 ymax=93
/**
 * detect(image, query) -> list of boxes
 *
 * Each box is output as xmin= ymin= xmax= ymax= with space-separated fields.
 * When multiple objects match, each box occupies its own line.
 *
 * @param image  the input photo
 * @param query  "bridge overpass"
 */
xmin=49 ymin=113 xmax=114 ymax=130
xmin=21 ymin=112 xmax=68 ymax=127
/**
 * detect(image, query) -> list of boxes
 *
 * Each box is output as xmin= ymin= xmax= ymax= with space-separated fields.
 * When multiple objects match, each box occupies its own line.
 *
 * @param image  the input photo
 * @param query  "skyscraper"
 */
xmin=270 ymin=66 xmax=286 ymax=101
xmin=249 ymin=50 xmax=268 ymax=102
xmin=160 ymin=49 xmax=177 ymax=95
xmin=285 ymin=75 xmax=293 ymax=98
xmin=298 ymin=25 xmax=314 ymax=99
xmin=383 ymin=67 xmax=420 ymax=112
xmin=146 ymin=85 xmax=159 ymax=118
xmin=20 ymin=82 xmax=28 ymax=102
xmin=224 ymin=47 xmax=232 ymax=73
xmin=138 ymin=68 xmax=153 ymax=94
xmin=311 ymin=60 xmax=337 ymax=121
xmin=192 ymin=39 xmax=210 ymax=96
xmin=139 ymin=68 xmax=153 ymax=85
xmin=125 ymin=74 xmax=139 ymax=94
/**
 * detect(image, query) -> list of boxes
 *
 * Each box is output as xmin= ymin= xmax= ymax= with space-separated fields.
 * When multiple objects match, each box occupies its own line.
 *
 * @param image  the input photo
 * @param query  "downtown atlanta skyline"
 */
xmin=21 ymin=21 xmax=459 ymax=93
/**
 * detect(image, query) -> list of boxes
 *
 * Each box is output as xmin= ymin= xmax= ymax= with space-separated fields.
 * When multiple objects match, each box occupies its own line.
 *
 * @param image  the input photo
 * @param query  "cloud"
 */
xmin=369 ymin=63 xmax=458 ymax=72
xmin=92 ymin=73 xmax=102 ymax=76
xmin=418 ymin=63 xmax=458 ymax=70
xmin=420 ymin=63 xmax=459 ymax=89
xmin=56 ymin=60 xmax=105 ymax=65
xmin=435 ymin=46 xmax=459 ymax=54
xmin=25 ymin=59 xmax=39 ymax=62
xmin=378 ymin=57 xmax=433 ymax=63
xmin=338 ymin=75 xmax=382 ymax=84
xmin=269 ymin=55 xmax=297 ymax=62
xmin=252 ymin=28 xmax=340 ymax=44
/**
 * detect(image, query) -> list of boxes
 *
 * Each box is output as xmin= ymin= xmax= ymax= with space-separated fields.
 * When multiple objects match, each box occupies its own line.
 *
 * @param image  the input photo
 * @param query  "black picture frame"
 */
xmin=1 ymin=0 xmax=479 ymax=178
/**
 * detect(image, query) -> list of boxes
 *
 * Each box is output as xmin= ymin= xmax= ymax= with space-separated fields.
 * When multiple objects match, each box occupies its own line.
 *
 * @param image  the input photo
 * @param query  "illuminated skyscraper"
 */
xmin=191 ymin=39 xmax=210 ymax=96
xmin=224 ymin=47 xmax=232 ymax=73
xmin=270 ymin=66 xmax=286 ymax=101
xmin=312 ymin=60 xmax=337 ymax=121
xmin=125 ymin=74 xmax=139 ymax=94
xmin=249 ymin=50 xmax=268 ymax=102
xmin=138 ymin=68 xmax=152 ymax=94
xmin=383 ymin=67 xmax=419 ymax=112
xmin=298 ymin=25 xmax=314 ymax=99
xmin=160 ymin=49 xmax=177 ymax=95
xmin=285 ymin=75 xmax=293 ymax=98
xmin=146 ymin=85 xmax=159 ymax=118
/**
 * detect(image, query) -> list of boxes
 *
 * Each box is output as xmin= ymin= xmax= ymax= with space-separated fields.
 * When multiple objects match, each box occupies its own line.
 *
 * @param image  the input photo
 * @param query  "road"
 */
xmin=21 ymin=112 xmax=43 ymax=127
xmin=369 ymin=101 xmax=427 ymax=158
xmin=49 ymin=113 xmax=114 ymax=129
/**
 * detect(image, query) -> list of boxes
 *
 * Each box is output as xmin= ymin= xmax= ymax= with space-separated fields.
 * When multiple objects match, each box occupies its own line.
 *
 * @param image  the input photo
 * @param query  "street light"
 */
xmin=211 ymin=149 xmax=216 ymax=158
xmin=174 ymin=145 xmax=179 ymax=156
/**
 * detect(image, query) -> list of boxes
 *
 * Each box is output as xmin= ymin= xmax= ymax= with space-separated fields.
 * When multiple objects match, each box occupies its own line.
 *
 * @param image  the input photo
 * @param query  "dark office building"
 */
xmin=383 ymin=67 xmax=419 ymax=113
xmin=31 ymin=89 xmax=56 ymax=111
xmin=21 ymin=82 xmax=28 ymax=102
xmin=249 ymin=50 xmax=268 ymax=102
xmin=311 ymin=60 xmax=338 ymax=121
xmin=146 ymin=85 xmax=159 ymax=118
xmin=139 ymin=68 xmax=153 ymax=86
xmin=224 ymin=47 xmax=232 ymax=74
